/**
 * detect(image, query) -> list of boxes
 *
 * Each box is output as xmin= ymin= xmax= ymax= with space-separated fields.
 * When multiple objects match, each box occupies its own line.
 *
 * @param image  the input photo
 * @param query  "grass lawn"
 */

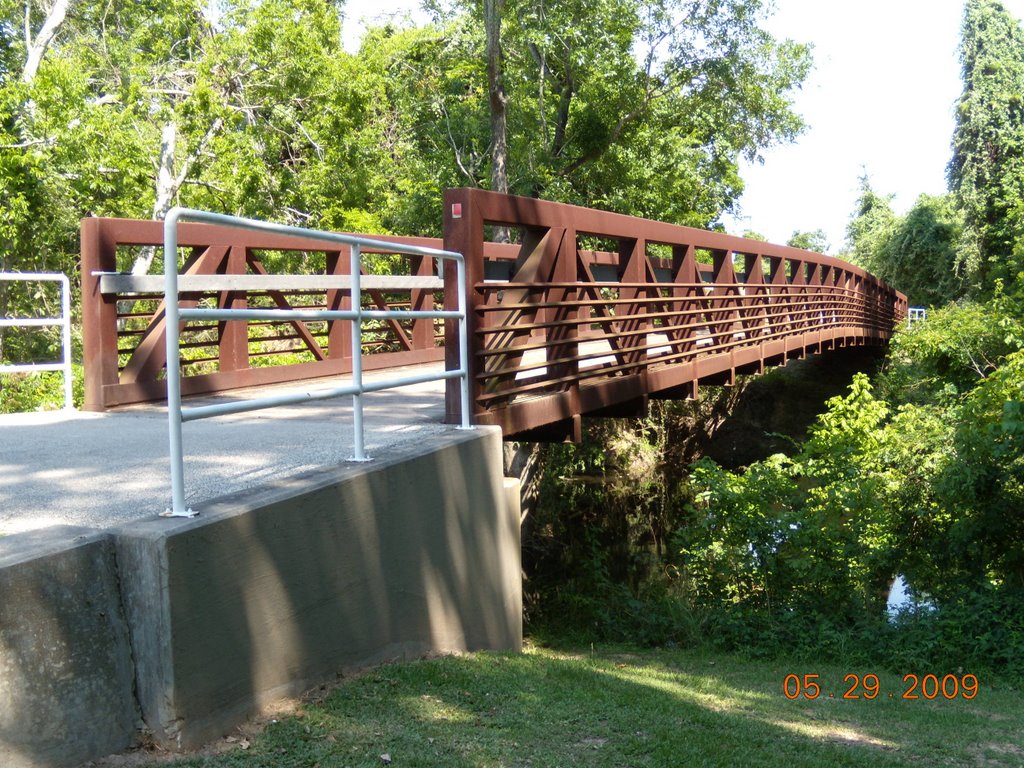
xmin=126 ymin=642 xmax=1022 ymax=768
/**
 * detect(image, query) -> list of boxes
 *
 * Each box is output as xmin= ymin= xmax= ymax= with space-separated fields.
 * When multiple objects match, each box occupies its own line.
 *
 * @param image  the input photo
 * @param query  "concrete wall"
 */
xmin=0 ymin=527 xmax=139 ymax=768
xmin=115 ymin=425 xmax=520 ymax=750
xmin=0 ymin=426 xmax=520 ymax=763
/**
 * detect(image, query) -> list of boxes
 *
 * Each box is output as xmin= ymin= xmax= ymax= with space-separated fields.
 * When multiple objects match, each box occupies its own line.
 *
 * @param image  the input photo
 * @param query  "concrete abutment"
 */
xmin=0 ymin=426 xmax=520 ymax=765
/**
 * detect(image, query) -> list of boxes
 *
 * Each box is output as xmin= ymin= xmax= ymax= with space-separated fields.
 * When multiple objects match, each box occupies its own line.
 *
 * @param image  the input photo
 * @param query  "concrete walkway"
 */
xmin=0 ymin=366 xmax=450 ymax=535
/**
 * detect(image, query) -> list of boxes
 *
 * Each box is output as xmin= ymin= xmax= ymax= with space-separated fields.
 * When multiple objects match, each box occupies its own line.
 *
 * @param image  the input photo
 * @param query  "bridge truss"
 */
xmin=441 ymin=190 xmax=906 ymax=441
xmin=81 ymin=190 xmax=906 ymax=441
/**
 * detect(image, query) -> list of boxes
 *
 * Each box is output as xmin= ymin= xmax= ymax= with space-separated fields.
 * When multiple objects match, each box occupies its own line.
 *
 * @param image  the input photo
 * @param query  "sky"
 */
xmin=340 ymin=0 xmax=1024 ymax=253
xmin=726 ymin=0 xmax=1024 ymax=253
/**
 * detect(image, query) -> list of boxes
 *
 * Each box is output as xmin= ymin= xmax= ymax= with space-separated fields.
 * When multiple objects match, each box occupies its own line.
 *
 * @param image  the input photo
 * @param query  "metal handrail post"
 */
xmin=59 ymin=273 xmax=73 ymax=410
xmin=349 ymin=243 xmax=369 ymax=461
xmin=456 ymin=254 xmax=471 ymax=429
xmin=163 ymin=210 xmax=194 ymax=517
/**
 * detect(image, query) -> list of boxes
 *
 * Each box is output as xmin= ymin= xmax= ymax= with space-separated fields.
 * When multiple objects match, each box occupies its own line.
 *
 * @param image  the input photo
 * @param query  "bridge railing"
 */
xmin=442 ymin=189 xmax=907 ymax=440
xmin=81 ymin=217 xmax=455 ymax=410
xmin=0 ymin=272 xmax=74 ymax=411
xmin=159 ymin=208 xmax=470 ymax=517
xmin=80 ymin=217 xmax=531 ymax=411
xmin=80 ymin=191 xmax=907 ymax=445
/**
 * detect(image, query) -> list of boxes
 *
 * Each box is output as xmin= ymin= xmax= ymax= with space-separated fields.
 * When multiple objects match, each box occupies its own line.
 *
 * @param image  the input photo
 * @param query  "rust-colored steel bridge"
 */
xmin=81 ymin=190 xmax=906 ymax=441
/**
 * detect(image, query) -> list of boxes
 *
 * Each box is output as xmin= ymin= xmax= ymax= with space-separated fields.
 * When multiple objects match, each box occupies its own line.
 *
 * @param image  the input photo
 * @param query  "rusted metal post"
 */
xmin=411 ymin=254 xmax=437 ymax=351
xmin=443 ymin=188 xmax=484 ymax=425
xmin=326 ymin=248 xmax=352 ymax=362
xmin=218 ymin=245 xmax=249 ymax=373
xmin=80 ymin=218 xmax=120 ymax=411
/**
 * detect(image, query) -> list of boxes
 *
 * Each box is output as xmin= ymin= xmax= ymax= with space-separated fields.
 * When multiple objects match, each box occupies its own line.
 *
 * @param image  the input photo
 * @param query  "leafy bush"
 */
xmin=0 ymin=365 xmax=83 ymax=413
xmin=886 ymin=587 xmax=1024 ymax=680
xmin=526 ymin=292 xmax=1024 ymax=682
xmin=876 ymin=288 xmax=1024 ymax=406
xmin=682 ymin=376 xmax=897 ymax=621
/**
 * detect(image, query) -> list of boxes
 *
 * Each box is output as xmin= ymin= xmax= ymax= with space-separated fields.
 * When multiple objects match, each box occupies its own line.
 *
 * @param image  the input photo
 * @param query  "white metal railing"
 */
xmin=162 ymin=208 xmax=472 ymax=517
xmin=0 ymin=272 xmax=74 ymax=411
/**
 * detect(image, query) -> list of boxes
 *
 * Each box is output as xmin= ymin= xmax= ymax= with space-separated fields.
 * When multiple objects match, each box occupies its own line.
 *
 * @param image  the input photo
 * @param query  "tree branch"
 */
xmin=23 ymin=0 xmax=74 ymax=84
xmin=437 ymin=99 xmax=477 ymax=184
xmin=0 ymin=137 xmax=49 ymax=149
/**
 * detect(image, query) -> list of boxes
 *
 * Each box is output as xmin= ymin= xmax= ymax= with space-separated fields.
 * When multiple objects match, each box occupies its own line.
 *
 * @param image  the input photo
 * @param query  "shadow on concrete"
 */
xmin=116 ymin=426 xmax=520 ymax=749
xmin=0 ymin=528 xmax=138 ymax=768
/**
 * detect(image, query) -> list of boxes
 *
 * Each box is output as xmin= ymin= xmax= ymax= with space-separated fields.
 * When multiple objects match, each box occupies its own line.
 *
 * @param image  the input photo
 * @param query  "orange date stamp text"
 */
xmin=783 ymin=673 xmax=978 ymax=700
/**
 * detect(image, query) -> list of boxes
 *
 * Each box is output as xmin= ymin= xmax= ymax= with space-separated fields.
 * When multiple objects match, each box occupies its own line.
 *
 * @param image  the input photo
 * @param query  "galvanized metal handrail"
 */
xmin=163 ymin=208 xmax=471 ymax=518
xmin=0 ymin=272 xmax=74 ymax=411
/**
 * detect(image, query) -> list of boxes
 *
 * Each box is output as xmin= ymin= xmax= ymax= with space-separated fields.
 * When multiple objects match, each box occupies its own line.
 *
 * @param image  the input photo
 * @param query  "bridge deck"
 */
xmin=0 ymin=364 xmax=448 ymax=535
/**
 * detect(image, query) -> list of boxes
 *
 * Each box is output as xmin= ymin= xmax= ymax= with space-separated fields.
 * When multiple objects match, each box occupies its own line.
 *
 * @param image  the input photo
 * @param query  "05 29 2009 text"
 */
xmin=782 ymin=673 xmax=979 ymax=701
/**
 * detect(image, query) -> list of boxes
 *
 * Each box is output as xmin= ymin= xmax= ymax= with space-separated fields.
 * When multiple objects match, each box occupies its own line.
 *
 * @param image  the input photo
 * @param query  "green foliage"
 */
xmin=786 ymin=229 xmax=828 ymax=253
xmin=0 ymin=364 xmax=83 ymax=413
xmin=932 ymin=348 xmax=1024 ymax=592
xmin=949 ymin=0 xmax=1024 ymax=294
xmin=683 ymin=375 xmax=897 ymax=624
xmin=525 ymin=389 xmax=755 ymax=644
xmin=843 ymin=178 xmax=964 ymax=306
xmin=887 ymin=587 xmax=1024 ymax=679
xmin=409 ymin=0 xmax=812 ymax=228
xmin=681 ymin=293 xmax=1024 ymax=674
xmin=876 ymin=288 xmax=1024 ymax=405
xmin=876 ymin=194 xmax=965 ymax=306
xmin=843 ymin=175 xmax=898 ymax=272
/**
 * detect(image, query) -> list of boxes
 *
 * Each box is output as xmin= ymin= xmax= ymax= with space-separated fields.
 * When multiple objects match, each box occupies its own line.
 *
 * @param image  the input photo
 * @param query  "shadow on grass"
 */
xmin=177 ymin=647 xmax=967 ymax=768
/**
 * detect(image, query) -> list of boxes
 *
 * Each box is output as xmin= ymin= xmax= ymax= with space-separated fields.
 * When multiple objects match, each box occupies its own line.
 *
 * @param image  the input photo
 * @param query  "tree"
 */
xmin=844 ymin=176 xmax=964 ymax=307
xmin=787 ymin=229 xmax=829 ymax=253
xmin=483 ymin=0 xmax=508 ymax=197
xmin=948 ymin=0 xmax=1024 ymax=294
xmin=876 ymin=194 xmax=964 ymax=307
xmin=843 ymin=175 xmax=897 ymax=271
xmin=412 ymin=0 xmax=812 ymax=228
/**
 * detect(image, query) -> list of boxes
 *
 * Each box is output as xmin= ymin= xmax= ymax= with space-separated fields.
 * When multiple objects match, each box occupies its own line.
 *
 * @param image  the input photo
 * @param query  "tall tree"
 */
xmin=876 ymin=194 xmax=964 ymax=307
xmin=948 ymin=0 xmax=1024 ymax=294
xmin=408 ymin=0 xmax=811 ymax=230
xmin=483 ymin=0 xmax=507 ymax=196
xmin=844 ymin=175 xmax=898 ymax=271
xmin=844 ymin=177 xmax=964 ymax=307
xmin=787 ymin=229 xmax=829 ymax=253
xmin=505 ymin=0 xmax=812 ymax=223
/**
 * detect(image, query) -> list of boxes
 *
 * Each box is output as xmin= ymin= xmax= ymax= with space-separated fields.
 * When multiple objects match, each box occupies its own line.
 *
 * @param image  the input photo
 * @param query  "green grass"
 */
xmin=154 ymin=642 xmax=1022 ymax=768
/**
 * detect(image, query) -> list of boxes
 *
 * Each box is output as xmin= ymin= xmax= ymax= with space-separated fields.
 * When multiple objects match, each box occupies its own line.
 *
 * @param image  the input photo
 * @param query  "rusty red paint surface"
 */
xmin=441 ymin=189 xmax=905 ymax=437
xmin=81 ymin=192 xmax=906 ymax=441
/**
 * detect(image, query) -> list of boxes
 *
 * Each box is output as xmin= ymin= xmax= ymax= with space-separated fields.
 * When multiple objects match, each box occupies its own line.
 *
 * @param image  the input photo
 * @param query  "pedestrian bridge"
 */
xmin=81 ymin=188 xmax=905 ymax=439
xmin=0 ymin=190 xmax=905 ymax=767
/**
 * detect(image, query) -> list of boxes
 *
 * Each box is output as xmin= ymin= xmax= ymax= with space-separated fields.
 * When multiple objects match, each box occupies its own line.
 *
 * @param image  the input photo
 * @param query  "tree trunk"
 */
xmin=152 ymin=122 xmax=179 ymax=221
xmin=23 ymin=0 xmax=73 ymax=85
xmin=131 ymin=122 xmax=178 ymax=275
xmin=484 ymin=0 xmax=510 ymax=242
xmin=131 ymin=117 xmax=221 ymax=274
